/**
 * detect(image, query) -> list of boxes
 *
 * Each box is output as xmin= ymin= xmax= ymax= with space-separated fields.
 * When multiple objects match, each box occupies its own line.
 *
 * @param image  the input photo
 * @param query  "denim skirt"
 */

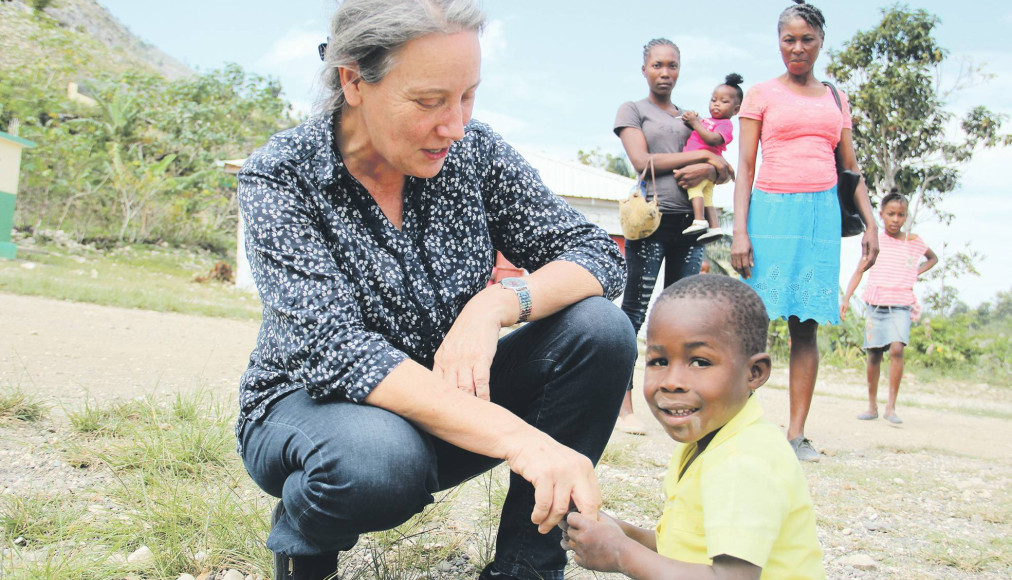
xmin=745 ymin=187 xmax=841 ymax=325
xmin=864 ymin=304 xmax=912 ymax=349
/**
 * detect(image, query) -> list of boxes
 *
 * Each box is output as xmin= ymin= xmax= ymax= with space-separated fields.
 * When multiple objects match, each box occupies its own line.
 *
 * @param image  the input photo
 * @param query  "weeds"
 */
xmin=0 ymin=387 xmax=48 ymax=423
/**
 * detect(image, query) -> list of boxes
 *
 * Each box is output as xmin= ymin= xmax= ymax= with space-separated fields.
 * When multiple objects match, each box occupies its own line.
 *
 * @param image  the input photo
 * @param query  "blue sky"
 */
xmin=97 ymin=0 xmax=1012 ymax=307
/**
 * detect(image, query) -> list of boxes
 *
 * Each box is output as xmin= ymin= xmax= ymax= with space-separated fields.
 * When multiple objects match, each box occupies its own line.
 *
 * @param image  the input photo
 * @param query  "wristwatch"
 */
xmin=499 ymin=277 xmax=532 ymax=324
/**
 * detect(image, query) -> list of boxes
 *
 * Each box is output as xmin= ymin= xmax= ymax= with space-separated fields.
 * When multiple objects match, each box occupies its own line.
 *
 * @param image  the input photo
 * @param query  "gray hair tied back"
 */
xmin=319 ymin=0 xmax=486 ymax=115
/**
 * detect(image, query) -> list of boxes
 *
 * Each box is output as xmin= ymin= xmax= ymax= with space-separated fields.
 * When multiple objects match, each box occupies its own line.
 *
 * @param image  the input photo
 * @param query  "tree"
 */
xmin=826 ymin=4 xmax=1011 ymax=225
xmin=576 ymin=147 xmax=633 ymax=178
xmin=922 ymin=242 xmax=981 ymax=315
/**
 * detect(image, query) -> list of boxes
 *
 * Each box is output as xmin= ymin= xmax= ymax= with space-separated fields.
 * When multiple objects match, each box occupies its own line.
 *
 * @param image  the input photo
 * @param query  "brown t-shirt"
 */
xmin=614 ymin=98 xmax=693 ymax=214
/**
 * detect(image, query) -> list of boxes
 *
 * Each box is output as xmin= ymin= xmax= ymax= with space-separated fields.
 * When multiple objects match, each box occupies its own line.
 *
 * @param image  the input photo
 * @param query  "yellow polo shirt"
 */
xmin=655 ymin=396 xmax=825 ymax=579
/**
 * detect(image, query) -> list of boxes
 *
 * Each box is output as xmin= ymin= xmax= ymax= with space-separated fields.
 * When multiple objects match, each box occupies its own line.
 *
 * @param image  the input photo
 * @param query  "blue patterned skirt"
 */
xmin=745 ymin=187 xmax=841 ymax=325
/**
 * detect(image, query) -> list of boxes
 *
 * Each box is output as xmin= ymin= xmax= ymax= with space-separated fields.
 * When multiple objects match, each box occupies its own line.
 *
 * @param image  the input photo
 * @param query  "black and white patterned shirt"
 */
xmin=237 ymin=114 xmax=626 ymax=431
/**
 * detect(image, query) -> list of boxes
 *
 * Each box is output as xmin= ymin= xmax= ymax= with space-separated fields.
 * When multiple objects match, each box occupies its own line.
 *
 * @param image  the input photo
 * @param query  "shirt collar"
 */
xmin=706 ymin=393 xmax=763 ymax=451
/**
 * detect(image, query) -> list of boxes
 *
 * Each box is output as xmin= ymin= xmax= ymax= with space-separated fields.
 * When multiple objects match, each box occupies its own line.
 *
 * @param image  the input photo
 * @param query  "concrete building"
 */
xmin=0 ymin=130 xmax=36 ymax=260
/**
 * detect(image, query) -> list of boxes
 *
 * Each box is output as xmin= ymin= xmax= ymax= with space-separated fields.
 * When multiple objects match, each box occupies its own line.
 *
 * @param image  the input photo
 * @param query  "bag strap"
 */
xmin=822 ymin=81 xmax=843 ymax=111
xmin=646 ymin=156 xmax=657 ymax=204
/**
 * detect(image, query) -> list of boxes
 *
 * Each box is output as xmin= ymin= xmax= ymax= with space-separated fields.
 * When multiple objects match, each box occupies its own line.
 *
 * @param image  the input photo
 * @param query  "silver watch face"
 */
xmin=499 ymin=277 xmax=527 ymax=290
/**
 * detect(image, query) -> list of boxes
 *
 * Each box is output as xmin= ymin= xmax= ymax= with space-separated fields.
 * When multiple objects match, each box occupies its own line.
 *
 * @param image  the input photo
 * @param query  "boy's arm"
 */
xmin=841 ymin=257 xmax=868 ymax=318
xmin=918 ymin=246 xmax=939 ymax=275
xmin=616 ymin=518 xmax=658 ymax=551
xmin=564 ymin=513 xmax=760 ymax=580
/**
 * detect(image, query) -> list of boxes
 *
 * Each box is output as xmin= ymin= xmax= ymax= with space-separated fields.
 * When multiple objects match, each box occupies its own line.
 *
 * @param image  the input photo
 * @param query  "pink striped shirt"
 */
xmin=862 ymin=232 xmax=928 ymax=307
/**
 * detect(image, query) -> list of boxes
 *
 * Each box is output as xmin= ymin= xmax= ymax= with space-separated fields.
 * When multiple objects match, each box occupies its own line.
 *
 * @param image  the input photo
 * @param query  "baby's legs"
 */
xmin=865 ymin=347 xmax=885 ymax=416
xmin=702 ymin=186 xmax=718 ymax=228
xmin=885 ymin=342 xmax=905 ymax=416
xmin=689 ymin=193 xmax=705 ymax=221
xmin=683 ymin=182 xmax=712 ymax=235
xmin=704 ymin=206 xmax=719 ymax=230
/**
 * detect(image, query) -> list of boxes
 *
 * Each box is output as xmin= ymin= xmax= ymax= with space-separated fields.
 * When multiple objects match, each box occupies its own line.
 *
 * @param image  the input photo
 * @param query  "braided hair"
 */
xmin=880 ymin=189 xmax=909 ymax=210
xmin=778 ymin=0 xmax=826 ymax=39
xmin=642 ymin=38 xmax=679 ymax=63
xmin=723 ymin=73 xmax=744 ymax=103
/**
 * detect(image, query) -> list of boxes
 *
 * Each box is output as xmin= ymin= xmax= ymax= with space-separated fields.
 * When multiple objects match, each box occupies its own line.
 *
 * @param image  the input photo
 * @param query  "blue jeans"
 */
xmin=621 ymin=212 xmax=705 ymax=335
xmin=239 ymin=297 xmax=636 ymax=580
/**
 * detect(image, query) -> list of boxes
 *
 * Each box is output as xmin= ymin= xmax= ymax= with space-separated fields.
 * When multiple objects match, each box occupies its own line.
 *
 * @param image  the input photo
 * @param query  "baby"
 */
xmin=562 ymin=275 xmax=825 ymax=579
xmin=681 ymin=73 xmax=744 ymax=242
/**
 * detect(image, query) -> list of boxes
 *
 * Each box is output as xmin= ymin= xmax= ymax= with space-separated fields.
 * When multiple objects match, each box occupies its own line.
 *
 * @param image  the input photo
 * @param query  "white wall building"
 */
xmin=225 ymin=151 xmax=634 ymax=293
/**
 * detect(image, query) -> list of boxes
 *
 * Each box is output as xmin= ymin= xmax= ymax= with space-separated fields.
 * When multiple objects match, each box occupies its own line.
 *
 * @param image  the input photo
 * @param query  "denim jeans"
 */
xmin=621 ymin=212 xmax=705 ymax=336
xmin=239 ymin=297 xmax=636 ymax=580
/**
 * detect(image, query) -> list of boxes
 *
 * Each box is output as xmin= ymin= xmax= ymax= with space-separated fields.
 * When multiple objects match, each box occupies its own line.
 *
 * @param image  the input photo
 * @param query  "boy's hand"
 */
xmin=682 ymin=110 xmax=699 ymax=126
xmin=840 ymin=302 xmax=849 ymax=319
xmin=561 ymin=511 xmax=629 ymax=573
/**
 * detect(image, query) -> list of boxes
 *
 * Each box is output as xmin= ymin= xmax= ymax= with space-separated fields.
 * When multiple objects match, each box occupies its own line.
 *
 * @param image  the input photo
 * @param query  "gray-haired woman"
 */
xmin=236 ymin=1 xmax=637 ymax=579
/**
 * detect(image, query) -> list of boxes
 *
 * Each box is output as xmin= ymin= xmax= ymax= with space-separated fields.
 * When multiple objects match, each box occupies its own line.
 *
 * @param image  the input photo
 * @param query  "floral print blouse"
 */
xmin=237 ymin=114 xmax=625 ymax=433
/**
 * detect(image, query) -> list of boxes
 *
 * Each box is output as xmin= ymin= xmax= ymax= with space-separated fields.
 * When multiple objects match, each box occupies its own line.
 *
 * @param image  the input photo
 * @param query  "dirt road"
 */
xmin=3 ymin=291 xmax=1009 ymax=460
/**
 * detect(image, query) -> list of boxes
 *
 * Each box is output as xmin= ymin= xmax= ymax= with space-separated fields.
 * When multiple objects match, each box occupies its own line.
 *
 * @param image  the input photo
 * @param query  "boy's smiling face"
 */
xmin=643 ymin=297 xmax=770 ymax=444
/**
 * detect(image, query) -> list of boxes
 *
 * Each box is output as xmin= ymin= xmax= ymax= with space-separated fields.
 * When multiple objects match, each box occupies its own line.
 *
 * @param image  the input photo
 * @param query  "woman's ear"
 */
xmin=747 ymin=353 xmax=772 ymax=391
xmin=338 ymin=65 xmax=363 ymax=107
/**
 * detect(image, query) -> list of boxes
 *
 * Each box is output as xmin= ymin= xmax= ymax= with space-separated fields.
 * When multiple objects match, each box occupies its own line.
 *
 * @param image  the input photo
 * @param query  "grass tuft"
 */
xmin=0 ymin=387 xmax=49 ymax=423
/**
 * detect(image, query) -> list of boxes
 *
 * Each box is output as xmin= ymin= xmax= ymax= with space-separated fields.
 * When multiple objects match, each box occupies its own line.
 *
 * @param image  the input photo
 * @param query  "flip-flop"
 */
xmin=856 ymin=412 xmax=878 ymax=420
xmin=884 ymin=414 xmax=903 ymax=424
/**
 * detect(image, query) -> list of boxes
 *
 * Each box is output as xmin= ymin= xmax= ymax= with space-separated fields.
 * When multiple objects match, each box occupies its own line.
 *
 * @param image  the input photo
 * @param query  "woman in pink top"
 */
xmin=841 ymin=192 xmax=937 ymax=424
xmin=730 ymin=0 xmax=878 ymax=461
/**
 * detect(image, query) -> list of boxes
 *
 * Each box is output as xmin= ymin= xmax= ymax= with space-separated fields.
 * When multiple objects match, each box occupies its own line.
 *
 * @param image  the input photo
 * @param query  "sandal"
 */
xmin=856 ymin=411 xmax=878 ymax=420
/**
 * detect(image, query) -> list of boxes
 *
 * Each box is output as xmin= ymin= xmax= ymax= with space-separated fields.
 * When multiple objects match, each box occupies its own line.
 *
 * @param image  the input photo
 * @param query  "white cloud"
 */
xmin=471 ymin=107 xmax=530 ymax=137
xmin=257 ymin=24 xmax=328 ymax=117
xmin=260 ymin=27 xmax=323 ymax=67
xmin=480 ymin=19 xmax=507 ymax=64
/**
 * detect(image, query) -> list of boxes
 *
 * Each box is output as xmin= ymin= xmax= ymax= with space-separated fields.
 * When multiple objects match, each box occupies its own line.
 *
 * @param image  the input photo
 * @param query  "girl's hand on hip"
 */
xmin=731 ymin=232 xmax=754 ymax=278
xmin=506 ymin=433 xmax=602 ymax=534
xmin=560 ymin=511 xmax=628 ymax=572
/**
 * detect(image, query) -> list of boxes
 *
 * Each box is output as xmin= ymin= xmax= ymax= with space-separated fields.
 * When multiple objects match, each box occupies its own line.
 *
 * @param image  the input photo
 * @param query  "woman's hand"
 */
xmin=561 ymin=511 xmax=630 ymax=573
xmin=673 ymin=162 xmax=716 ymax=189
xmin=860 ymin=227 xmax=880 ymax=271
xmin=839 ymin=302 xmax=849 ymax=319
xmin=506 ymin=432 xmax=602 ymax=534
xmin=433 ymin=288 xmax=512 ymax=400
xmin=731 ymin=231 xmax=754 ymax=279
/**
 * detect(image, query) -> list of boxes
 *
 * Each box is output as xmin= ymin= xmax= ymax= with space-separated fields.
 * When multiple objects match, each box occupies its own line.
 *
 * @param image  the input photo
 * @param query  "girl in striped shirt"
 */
xmin=841 ymin=192 xmax=937 ymax=424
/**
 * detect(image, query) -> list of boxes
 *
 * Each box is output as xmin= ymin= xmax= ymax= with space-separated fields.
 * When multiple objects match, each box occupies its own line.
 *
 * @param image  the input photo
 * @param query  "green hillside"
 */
xmin=0 ymin=0 xmax=293 ymax=254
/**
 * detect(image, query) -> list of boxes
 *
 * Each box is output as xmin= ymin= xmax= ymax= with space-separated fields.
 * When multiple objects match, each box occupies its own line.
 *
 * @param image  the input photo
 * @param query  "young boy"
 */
xmin=561 ymin=275 xmax=825 ymax=579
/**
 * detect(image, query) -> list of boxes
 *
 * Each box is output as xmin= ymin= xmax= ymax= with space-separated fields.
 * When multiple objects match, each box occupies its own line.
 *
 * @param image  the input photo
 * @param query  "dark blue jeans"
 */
xmin=621 ymin=212 xmax=705 ymax=336
xmin=239 ymin=297 xmax=636 ymax=580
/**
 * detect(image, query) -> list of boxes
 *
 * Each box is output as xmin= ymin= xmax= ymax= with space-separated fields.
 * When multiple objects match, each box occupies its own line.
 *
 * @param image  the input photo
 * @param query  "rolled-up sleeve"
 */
xmin=477 ymin=129 xmax=626 ymax=300
xmin=239 ymin=159 xmax=408 ymax=405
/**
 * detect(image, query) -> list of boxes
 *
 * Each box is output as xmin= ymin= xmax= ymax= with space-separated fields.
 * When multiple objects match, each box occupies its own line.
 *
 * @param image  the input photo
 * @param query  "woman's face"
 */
xmin=779 ymin=17 xmax=822 ymax=77
xmin=642 ymin=45 xmax=680 ymax=98
xmin=349 ymin=30 xmax=481 ymax=178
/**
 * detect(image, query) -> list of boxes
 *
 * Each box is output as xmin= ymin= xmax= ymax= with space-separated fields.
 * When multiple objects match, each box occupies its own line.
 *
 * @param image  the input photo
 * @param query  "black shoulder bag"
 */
xmin=823 ymin=82 xmax=866 ymax=238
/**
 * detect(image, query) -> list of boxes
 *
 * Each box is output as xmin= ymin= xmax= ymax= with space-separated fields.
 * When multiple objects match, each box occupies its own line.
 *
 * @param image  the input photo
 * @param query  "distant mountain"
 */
xmin=0 ymin=0 xmax=192 ymax=80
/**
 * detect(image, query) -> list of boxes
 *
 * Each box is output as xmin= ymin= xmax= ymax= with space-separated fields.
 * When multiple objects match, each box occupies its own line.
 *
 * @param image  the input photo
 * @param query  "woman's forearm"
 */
xmin=619 ymin=128 xmax=713 ymax=174
xmin=366 ymin=360 xmax=534 ymax=458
